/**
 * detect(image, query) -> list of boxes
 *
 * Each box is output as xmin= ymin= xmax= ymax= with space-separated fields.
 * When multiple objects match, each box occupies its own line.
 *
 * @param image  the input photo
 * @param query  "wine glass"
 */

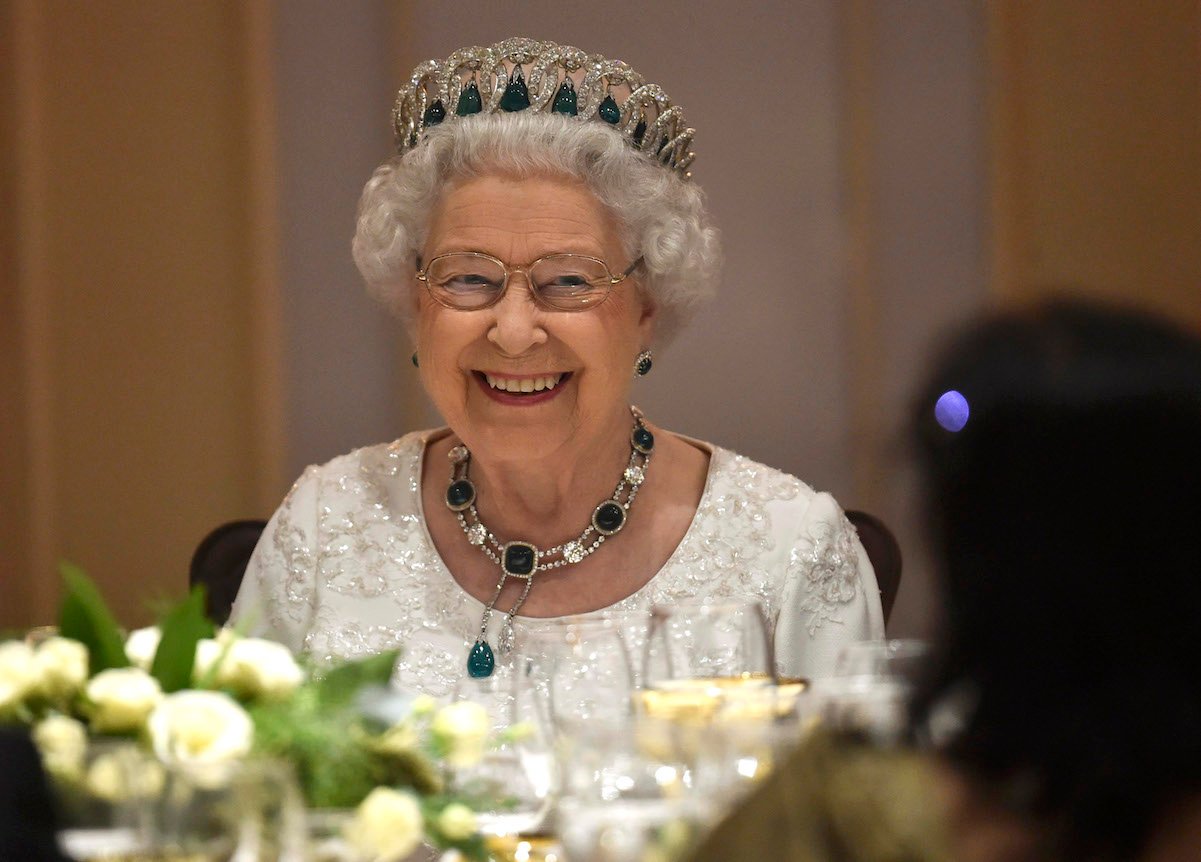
xmin=53 ymin=739 xmax=160 ymax=862
xmin=555 ymin=721 xmax=713 ymax=862
xmin=517 ymin=615 xmax=639 ymax=736
xmin=815 ymin=639 xmax=930 ymax=744
xmin=640 ymin=598 xmax=775 ymax=724
xmin=450 ymin=665 xmax=557 ymax=852
xmin=150 ymin=757 xmax=306 ymax=862
xmin=832 ymin=638 xmax=929 ymax=680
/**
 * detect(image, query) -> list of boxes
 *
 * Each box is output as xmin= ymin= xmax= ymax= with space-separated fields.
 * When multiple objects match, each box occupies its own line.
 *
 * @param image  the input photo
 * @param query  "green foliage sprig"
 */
xmin=7 ymin=565 xmax=490 ymax=860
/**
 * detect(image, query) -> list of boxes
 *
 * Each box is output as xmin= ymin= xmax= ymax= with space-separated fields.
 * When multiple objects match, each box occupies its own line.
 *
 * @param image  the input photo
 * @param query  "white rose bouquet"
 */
xmin=2 ymin=563 xmax=490 ymax=861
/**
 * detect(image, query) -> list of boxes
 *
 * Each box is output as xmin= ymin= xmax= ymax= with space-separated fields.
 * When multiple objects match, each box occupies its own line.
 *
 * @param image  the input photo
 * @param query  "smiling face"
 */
xmin=414 ymin=173 xmax=655 ymax=464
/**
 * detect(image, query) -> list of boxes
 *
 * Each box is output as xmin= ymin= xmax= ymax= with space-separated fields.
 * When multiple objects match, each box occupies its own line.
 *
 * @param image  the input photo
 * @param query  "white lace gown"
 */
xmin=230 ymin=430 xmax=885 ymax=697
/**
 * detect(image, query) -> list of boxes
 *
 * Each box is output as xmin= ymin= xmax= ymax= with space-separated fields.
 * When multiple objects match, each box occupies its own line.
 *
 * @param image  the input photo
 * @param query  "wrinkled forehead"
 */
xmin=423 ymin=173 xmax=626 ymax=261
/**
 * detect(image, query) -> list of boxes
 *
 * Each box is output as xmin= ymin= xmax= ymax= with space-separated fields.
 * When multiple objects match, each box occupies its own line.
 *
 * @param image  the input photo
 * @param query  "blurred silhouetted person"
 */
xmin=689 ymin=299 xmax=1201 ymax=862
xmin=0 ymin=728 xmax=69 ymax=861
xmin=911 ymin=299 xmax=1201 ymax=861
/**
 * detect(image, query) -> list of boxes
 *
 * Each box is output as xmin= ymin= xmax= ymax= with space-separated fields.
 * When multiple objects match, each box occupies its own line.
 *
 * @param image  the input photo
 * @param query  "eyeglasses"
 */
xmin=415 ymin=251 xmax=642 ymax=312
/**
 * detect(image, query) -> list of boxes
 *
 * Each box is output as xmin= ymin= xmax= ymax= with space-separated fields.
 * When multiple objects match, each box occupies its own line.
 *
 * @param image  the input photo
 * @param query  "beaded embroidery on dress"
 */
xmin=231 ymin=430 xmax=885 ymax=696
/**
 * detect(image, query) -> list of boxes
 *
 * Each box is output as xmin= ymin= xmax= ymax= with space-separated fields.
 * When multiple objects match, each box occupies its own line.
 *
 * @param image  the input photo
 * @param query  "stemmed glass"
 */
xmin=640 ymin=598 xmax=775 ymax=724
xmin=450 ymin=664 xmax=557 ymax=854
xmin=53 ymin=739 xmax=160 ymax=862
xmin=832 ymin=638 xmax=929 ymax=680
xmin=150 ymin=758 xmax=306 ymax=862
xmin=555 ymin=721 xmax=713 ymax=862
xmin=815 ymin=639 xmax=930 ymax=744
xmin=636 ymin=598 xmax=806 ymax=805
xmin=518 ymin=615 xmax=640 ymax=736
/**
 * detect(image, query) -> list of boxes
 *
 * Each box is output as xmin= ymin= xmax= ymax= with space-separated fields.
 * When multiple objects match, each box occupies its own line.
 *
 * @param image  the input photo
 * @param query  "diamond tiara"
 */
xmin=392 ymin=37 xmax=697 ymax=179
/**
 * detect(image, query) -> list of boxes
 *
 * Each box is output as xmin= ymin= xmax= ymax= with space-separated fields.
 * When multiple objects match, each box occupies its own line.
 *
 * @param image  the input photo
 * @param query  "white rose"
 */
xmin=431 ymin=701 xmax=490 ymax=767
xmin=82 ymin=747 xmax=165 ymax=802
xmin=346 ymin=787 xmax=424 ymax=862
xmin=34 ymin=637 xmax=89 ymax=700
xmin=0 ymin=641 xmax=38 ymax=714
xmin=436 ymin=802 xmax=477 ymax=841
xmin=221 ymin=638 xmax=304 ymax=700
xmin=124 ymin=626 xmax=162 ymax=670
xmin=192 ymin=628 xmax=238 ymax=682
xmin=33 ymin=714 xmax=88 ymax=779
xmin=86 ymin=667 xmax=163 ymax=733
xmin=193 ymin=638 xmax=223 ymax=681
xmin=86 ymin=751 xmax=128 ymax=801
xmin=147 ymin=690 xmax=253 ymax=766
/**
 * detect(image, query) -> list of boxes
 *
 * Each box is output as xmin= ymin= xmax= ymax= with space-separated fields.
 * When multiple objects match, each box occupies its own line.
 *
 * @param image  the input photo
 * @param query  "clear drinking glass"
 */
xmin=450 ymin=665 xmax=557 ymax=845
xmin=555 ymin=722 xmax=712 ymax=862
xmin=640 ymin=599 xmax=775 ymax=724
xmin=150 ymin=757 xmax=306 ymax=862
xmin=814 ymin=639 xmax=930 ymax=744
xmin=517 ymin=616 xmax=639 ymax=737
xmin=832 ymin=639 xmax=929 ymax=680
xmin=53 ymin=739 xmax=160 ymax=861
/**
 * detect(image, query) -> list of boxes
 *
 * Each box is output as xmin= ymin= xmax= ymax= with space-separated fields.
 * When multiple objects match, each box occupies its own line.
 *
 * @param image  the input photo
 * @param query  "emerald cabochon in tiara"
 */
xmin=392 ymin=37 xmax=697 ymax=179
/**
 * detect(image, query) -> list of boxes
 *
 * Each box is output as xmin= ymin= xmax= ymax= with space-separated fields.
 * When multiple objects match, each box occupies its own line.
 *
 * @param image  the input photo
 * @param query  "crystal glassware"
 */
xmin=450 ymin=665 xmax=557 ymax=843
xmin=639 ymin=598 xmax=775 ymax=724
xmin=555 ymin=722 xmax=712 ymax=862
xmin=149 ymin=757 xmax=306 ymax=862
xmin=813 ymin=639 xmax=931 ymax=744
xmin=517 ymin=615 xmax=639 ymax=737
xmin=52 ymin=739 xmax=160 ymax=862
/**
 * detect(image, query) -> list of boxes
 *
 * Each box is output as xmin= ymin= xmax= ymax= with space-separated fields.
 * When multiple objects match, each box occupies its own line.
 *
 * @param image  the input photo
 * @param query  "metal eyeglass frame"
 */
xmin=415 ymin=251 xmax=643 ymax=312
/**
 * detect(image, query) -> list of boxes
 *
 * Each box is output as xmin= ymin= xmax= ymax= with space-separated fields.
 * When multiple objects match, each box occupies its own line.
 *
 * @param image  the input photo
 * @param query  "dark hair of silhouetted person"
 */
xmin=909 ymin=298 xmax=1201 ymax=861
xmin=0 ymin=728 xmax=70 ymax=861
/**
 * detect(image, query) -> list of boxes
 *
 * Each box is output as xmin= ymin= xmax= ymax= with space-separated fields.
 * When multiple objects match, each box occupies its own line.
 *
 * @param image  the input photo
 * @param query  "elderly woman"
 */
xmin=231 ymin=38 xmax=883 ymax=696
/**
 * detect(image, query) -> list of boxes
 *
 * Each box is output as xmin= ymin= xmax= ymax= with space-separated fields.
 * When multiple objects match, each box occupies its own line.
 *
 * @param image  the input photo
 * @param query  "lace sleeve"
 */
xmin=774 ymin=492 xmax=885 ymax=679
xmin=228 ymin=467 xmax=320 ymax=653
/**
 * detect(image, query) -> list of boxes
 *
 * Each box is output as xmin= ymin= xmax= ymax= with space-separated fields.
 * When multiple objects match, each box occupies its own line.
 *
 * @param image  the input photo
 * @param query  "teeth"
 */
xmin=484 ymin=373 xmax=564 ymax=393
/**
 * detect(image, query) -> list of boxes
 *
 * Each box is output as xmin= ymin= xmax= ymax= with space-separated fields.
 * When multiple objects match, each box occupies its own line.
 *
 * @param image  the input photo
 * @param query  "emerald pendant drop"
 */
xmin=422 ymin=99 xmax=446 ymax=127
xmin=456 ymin=81 xmax=482 ymax=116
xmin=499 ymin=65 xmax=531 ymax=112
xmin=551 ymin=79 xmax=578 ymax=115
xmin=598 ymin=95 xmax=621 ymax=124
xmin=467 ymin=640 xmax=495 ymax=678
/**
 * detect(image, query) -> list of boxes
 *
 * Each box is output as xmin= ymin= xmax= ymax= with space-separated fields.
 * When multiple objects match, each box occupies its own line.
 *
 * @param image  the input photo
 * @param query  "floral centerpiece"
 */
xmin=0 ymin=563 xmax=489 ymax=861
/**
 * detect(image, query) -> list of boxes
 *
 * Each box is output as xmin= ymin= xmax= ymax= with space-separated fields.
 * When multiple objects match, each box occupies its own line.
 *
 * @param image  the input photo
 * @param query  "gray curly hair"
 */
xmin=352 ymin=112 xmax=720 ymax=346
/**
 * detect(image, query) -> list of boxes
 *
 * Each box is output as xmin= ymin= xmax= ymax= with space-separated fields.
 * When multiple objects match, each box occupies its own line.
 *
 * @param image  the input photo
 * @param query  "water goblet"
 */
xmin=640 ymin=598 xmax=775 ymax=725
xmin=450 ymin=665 xmax=557 ymax=851
xmin=832 ymin=638 xmax=929 ymax=681
xmin=555 ymin=721 xmax=713 ymax=862
xmin=52 ymin=738 xmax=160 ymax=862
xmin=815 ymin=639 xmax=930 ymax=744
xmin=151 ymin=757 xmax=306 ymax=862
xmin=517 ymin=615 xmax=639 ymax=737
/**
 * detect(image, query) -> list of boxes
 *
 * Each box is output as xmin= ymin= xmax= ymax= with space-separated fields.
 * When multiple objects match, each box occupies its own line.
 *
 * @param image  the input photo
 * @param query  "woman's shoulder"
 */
xmin=698 ymin=439 xmax=824 ymax=515
xmin=286 ymin=429 xmax=442 ymax=494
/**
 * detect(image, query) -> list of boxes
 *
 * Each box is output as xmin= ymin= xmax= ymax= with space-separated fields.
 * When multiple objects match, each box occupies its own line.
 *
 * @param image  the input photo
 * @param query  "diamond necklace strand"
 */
xmin=446 ymin=406 xmax=655 ymax=678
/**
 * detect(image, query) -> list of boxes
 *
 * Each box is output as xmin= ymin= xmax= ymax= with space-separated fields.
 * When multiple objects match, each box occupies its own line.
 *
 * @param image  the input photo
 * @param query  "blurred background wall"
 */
xmin=2 ymin=0 xmax=1198 ymax=634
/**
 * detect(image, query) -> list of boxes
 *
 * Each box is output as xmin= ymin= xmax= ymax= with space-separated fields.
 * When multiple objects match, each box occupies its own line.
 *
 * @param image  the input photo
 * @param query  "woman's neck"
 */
xmin=459 ymin=411 xmax=636 ymax=547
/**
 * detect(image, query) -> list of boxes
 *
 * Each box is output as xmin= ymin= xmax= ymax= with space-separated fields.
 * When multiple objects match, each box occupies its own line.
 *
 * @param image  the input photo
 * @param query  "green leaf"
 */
xmin=314 ymin=650 xmax=400 ymax=709
xmin=150 ymin=586 xmax=214 ymax=692
xmin=250 ymin=696 xmax=385 ymax=808
xmin=58 ymin=562 xmax=130 ymax=675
